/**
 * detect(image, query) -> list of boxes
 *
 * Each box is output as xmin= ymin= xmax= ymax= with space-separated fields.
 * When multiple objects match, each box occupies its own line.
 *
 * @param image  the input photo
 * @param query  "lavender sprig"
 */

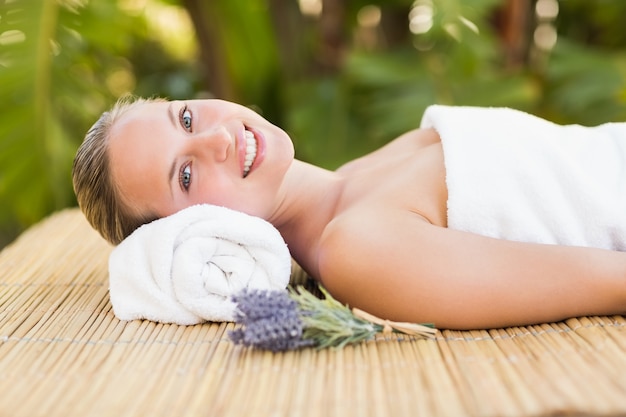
xmin=291 ymin=286 xmax=389 ymax=349
xmin=229 ymin=289 xmax=314 ymax=352
xmin=229 ymin=285 xmax=436 ymax=352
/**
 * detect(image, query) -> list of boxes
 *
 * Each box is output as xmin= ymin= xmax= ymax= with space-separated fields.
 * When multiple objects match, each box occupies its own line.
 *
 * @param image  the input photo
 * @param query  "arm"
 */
xmin=317 ymin=210 xmax=626 ymax=329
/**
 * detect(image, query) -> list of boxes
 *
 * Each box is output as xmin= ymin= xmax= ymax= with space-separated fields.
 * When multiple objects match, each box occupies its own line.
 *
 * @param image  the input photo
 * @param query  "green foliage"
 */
xmin=211 ymin=1 xmax=279 ymax=102
xmin=541 ymin=40 xmax=626 ymax=124
xmin=283 ymin=0 xmax=626 ymax=167
xmin=285 ymin=0 xmax=539 ymax=167
xmin=556 ymin=0 xmax=626 ymax=49
xmin=0 ymin=0 xmax=194 ymax=246
xmin=0 ymin=1 xmax=138 ymax=245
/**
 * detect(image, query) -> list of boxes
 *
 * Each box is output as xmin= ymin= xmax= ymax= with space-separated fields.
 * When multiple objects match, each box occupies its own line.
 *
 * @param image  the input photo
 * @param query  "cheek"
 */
xmin=191 ymin=176 xmax=240 ymax=208
xmin=192 ymin=180 xmax=271 ymax=218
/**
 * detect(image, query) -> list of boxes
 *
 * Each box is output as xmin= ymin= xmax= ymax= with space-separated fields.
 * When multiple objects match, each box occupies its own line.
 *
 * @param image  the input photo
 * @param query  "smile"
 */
xmin=243 ymin=129 xmax=258 ymax=177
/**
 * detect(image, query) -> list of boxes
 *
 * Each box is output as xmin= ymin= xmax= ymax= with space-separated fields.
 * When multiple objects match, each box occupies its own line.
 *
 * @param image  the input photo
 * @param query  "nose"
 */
xmin=190 ymin=126 xmax=230 ymax=162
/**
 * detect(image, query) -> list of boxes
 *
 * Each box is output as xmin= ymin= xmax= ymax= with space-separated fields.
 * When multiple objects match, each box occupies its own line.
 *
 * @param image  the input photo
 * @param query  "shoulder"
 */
xmin=314 ymin=207 xmax=458 ymax=322
xmin=316 ymin=207 xmax=433 ymax=297
xmin=336 ymin=128 xmax=441 ymax=175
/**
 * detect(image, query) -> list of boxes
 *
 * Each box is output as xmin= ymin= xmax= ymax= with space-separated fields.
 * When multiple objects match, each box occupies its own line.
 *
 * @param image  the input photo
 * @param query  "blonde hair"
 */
xmin=72 ymin=96 xmax=165 ymax=245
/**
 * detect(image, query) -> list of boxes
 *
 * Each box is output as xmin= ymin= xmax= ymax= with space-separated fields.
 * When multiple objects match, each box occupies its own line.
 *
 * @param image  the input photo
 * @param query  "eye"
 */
xmin=179 ymin=105 xmax=192 ymax=132
xmin=179 ymin=163 xmax=192 ymax=191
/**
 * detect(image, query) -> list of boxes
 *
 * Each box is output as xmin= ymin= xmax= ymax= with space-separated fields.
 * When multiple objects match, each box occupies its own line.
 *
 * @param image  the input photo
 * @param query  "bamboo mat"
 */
xmin=1 ymin=209 xmax=626 ymax=417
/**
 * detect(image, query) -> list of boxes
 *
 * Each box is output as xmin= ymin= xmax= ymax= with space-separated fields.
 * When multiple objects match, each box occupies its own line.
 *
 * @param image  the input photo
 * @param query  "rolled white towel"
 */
xmin=108 ymin=204 xmax=292 ymax=324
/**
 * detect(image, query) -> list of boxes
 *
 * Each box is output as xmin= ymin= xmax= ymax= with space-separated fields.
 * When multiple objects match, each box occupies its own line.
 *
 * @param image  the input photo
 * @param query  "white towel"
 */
xmin=420 ymin=105 xmax=626 ymax=250
xmin=108 ymin=204 xmax=291 ymax=324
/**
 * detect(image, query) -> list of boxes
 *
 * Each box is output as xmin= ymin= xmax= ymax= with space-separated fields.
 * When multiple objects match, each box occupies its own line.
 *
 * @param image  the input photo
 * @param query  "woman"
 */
xmin=72 ymin=96 xmax=626 ymax=329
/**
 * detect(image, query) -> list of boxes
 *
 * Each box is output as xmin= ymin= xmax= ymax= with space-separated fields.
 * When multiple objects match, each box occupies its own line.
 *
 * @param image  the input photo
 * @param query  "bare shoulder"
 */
xmin=318 ymin=206 xmax=430 ymax=263
xmin=336 ymin=127 xmax=440 ymax=175
xmin=316 ymin=205 xmax=626 ymax=328
xmin=316 ymin=207 xmax=433 ymax=303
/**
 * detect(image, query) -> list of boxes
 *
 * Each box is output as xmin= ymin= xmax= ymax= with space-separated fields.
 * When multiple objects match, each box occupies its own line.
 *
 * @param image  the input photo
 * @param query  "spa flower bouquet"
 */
xmin=229 ymin=286 xmax=436 ymax=352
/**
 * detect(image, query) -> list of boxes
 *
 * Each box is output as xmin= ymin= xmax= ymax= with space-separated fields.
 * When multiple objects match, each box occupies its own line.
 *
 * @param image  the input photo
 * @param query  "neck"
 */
xmin=269 ymin=160 xmax=344 ymax=278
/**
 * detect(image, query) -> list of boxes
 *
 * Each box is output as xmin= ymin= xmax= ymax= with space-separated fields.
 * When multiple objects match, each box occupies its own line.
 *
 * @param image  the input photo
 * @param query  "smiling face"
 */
xmin=108 ymin=99 xmax=295 ymax=221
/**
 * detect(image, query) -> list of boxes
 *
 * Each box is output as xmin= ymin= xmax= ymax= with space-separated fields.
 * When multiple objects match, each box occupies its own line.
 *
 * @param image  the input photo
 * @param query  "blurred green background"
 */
xmin=1 ymin=0 xmax=625 ymax=247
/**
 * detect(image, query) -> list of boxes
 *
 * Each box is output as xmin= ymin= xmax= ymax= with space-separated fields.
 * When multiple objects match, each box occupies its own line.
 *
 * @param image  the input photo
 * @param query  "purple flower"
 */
xmin=229 ymin=288 xmax=314 ymax=352
xmin=229 ymin=286 xmax=436 ymax=352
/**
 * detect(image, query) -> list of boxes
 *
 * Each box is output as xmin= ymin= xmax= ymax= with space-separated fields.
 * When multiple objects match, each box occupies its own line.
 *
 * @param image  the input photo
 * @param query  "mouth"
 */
xmin=243 ymin=128 xmax=258 ymax=178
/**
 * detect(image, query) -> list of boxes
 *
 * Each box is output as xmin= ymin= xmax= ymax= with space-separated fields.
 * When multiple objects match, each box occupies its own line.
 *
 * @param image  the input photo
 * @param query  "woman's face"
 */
xmin=108 ymin=99 xmax=295 ymax=220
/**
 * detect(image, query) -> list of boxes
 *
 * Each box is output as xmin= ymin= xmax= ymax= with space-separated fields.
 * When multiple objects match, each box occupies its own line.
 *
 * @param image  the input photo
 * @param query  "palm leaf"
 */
xmin=0 ymin=0 xmax=61 ymax=231
xmin=0 ymin=0 xmax=141 ymax=245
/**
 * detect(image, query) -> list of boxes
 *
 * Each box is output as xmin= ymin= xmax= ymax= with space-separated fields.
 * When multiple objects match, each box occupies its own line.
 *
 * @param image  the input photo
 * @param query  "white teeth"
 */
xmin=243 ymin=129 xmax=257 ymax=176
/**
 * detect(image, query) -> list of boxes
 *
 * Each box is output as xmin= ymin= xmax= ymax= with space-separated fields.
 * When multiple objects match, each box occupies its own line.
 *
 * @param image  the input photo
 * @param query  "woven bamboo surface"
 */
xmin=1 ymin=209 xmax=626 ymax=417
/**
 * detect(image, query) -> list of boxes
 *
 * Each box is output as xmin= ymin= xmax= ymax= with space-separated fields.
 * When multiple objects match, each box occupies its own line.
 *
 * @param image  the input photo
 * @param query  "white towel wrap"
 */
xmin=108 ymin=204 xmax=292 ymax=324
xmin=420 ymin=105 xmax=626 ymax=250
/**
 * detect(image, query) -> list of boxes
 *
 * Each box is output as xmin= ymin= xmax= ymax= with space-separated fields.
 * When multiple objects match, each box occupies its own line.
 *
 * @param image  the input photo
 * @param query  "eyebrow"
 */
xmin=168 ymin=101 xmax=177 ymax=129
xmin=168 ymin=102 xmax=177 ymax=197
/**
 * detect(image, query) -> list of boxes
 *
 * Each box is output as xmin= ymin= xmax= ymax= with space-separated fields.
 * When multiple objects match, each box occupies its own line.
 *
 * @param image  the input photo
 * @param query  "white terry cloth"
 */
xmin=420 ymin=105 xmax=626 ymax=250
xmin=108 ymin=204 xmax=291 ymax=324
